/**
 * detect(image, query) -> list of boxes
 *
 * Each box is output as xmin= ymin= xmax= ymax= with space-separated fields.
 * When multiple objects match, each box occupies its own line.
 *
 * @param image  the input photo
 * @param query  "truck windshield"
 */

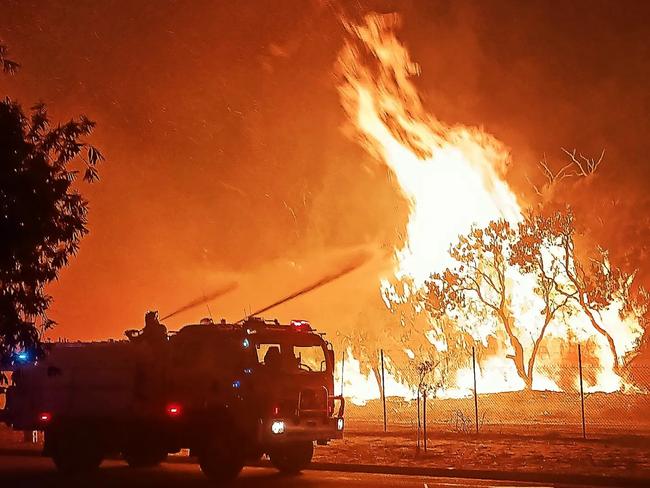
xmin=293 ymin=345 xmax=326 ymax=372
xmin=256 ymin=343 xmax=326 ymax=373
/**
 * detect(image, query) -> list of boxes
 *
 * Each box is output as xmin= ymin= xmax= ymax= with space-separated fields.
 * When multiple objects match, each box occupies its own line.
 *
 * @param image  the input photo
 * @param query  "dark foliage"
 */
xmin=0 ymin=43 xmax=20 ymax=75
xmin=0 ymin=97 xmax=103 ymax=372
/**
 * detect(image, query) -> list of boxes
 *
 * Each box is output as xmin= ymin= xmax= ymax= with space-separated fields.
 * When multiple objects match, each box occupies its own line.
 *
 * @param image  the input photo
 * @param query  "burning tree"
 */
xmin=510 ymin=212 xmax=574 ymax=379
xmin=521 ymin=208 xmax=645 ymax=374
xmin=529 ymin=147 xmax=648 ymax=377
xmin=425 ymin=220 xmax=539 ymax=388
xmin=337 ymin=305 xmax=408 ymax=399
xmin=426 ymin=209 xmax=646 ymax=390
xmin=337 ymin=326 xmax=383 ymax=390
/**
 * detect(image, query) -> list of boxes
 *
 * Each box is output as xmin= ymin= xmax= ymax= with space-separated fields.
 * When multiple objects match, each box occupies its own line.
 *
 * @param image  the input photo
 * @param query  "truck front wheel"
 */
xmin=269 ymin=441 xmax=314 ymax=474
xmin=47 ymin=426 xmax=104 ymax=474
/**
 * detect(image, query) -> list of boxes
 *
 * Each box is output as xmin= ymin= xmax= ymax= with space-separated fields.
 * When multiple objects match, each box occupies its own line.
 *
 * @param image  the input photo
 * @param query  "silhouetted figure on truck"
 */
xmin=125 ymin=311 xmax=167 ymax=343
xmin=264 ymin=346 xmax=282 ymax=371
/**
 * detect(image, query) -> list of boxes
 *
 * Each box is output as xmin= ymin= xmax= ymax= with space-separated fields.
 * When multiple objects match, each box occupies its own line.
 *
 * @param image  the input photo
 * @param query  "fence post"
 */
xmin=578 ymin=344 xmax=586 ymax=439
xmin=472 ymin=346 xmax=479 ymax=435
xmin=380 ymin=349 xmax=387 ymax=432
xmin=423 ymin=389 xmax=427 ymax=452
xmin=416 ymin=389 xmax=420 ymax=452
xmin=341 ymin=351 xmax=345 ymax=397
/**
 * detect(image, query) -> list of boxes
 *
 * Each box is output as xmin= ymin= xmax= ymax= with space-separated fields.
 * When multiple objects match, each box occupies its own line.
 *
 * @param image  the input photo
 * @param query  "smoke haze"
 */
xmin=1 ymin=1 xmax=648 ymax=362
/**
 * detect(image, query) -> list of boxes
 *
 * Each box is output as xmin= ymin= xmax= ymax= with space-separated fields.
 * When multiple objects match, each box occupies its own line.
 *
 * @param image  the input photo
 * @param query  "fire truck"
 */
xmin=0 ymin=316 xmax=345 ymax=482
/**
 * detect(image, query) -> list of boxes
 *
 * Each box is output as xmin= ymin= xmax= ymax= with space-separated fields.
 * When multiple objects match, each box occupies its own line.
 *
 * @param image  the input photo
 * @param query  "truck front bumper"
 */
xmin=260 ymin=416 xmax=344 ymax=444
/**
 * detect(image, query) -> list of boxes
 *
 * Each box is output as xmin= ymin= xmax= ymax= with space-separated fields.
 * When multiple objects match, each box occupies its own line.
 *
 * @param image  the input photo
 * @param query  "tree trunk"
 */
xmin=578 ymin=296 xmax=620 ymax=374
xmin=564 ymin=251 xmax=620 ymax=374
xmin=498 ymin=309 xmax=532 ymax=388
xmin=526 ymin=313 xmax=552 ymax=387
xmin=372 ymin=365 xmax=383 ymax=401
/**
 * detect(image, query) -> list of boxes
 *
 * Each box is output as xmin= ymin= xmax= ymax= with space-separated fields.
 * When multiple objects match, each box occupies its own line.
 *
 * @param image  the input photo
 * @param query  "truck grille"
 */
xmin=298 ymin=388 xmax=327 ymax=417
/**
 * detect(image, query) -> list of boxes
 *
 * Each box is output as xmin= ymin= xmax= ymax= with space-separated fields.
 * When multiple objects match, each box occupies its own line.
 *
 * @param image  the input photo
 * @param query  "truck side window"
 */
xmin=256 ymin=344 xmax=281 ymax=365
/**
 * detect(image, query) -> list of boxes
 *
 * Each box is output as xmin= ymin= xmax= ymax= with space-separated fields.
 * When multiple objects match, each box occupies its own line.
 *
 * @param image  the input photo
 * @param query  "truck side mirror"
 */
xmin=326 ymin=349 xmax=335 ymax=371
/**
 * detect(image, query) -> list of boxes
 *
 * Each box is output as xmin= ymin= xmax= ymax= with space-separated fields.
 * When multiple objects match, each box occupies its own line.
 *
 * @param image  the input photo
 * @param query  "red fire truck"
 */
xmin=1 ymin=316 xmax=344 ymax=483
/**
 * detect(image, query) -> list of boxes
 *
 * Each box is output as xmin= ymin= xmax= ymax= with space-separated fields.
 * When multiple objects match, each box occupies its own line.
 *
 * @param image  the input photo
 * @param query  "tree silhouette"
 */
xmin=426 ymin=209 xmax=647 ymax=389
xmin=425 ymin=220 xmax=536 ymax=386
xmin=1 ymin=54 xmax=103 ymax=371
xmin=337 ymin=308 xmax=403 ymax=399
xmin=510 ymin=212 xmax=573 ymax=379
xmin=0 ymin=43 xmax=20 ymax=74
xmin=527 ymin=208 xmax=644 ymax=373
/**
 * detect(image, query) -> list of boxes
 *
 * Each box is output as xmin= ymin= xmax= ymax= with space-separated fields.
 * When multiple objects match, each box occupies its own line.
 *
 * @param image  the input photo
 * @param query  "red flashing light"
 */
xmin=272 ymin=405 xmax=280 ymax=416
xmin=290 ymin=320 xmax=312 ymax=332
xmin=166 ymin=403 xmax=182 ymax=417
xmin=38 ymin=412 xmax=52 ymax=423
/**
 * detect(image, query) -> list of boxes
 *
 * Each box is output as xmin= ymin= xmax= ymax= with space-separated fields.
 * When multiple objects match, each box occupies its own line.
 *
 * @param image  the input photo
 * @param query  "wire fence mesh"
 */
xmin=340 ymin=351 xmax=650 ymax=439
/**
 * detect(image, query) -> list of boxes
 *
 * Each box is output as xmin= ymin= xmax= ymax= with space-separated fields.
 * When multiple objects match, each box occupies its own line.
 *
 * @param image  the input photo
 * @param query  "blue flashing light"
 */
xmin=17 ymin=352 xmax=29 ymax=362
xmin=232 ymin=380 xmax=241 ymax=389
xmin=242 ymin=338 xmax=250 ymax=348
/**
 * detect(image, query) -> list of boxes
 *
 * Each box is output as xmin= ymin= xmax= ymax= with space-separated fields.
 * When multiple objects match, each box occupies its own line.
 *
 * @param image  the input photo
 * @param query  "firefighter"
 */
xmin=263 ymin=346 xmax=282 ymax=371
xmin=125 ymin=311 xmax=167 ymax=343
xmin=141 ymin=311 xmax=167 ymax=342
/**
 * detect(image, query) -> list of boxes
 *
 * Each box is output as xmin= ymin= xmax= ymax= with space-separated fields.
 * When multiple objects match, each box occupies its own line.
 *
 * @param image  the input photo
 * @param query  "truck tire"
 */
xmin=269 ymin=441 xmax=314 ymax=474
xmin=198 ymin=435 xmax=244 ymax=484
xmin=48 ymin=426 xmax=104 ymax=474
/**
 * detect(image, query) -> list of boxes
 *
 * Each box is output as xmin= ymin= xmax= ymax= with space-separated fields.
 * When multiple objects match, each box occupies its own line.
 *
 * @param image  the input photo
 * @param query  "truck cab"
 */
xmin=164 ymin=317 xmax=344 ymax=479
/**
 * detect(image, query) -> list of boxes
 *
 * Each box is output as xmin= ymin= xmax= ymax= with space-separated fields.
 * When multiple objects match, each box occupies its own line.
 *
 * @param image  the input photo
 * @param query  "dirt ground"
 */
xmin=314 ymin=429 xmax=650 ymax=479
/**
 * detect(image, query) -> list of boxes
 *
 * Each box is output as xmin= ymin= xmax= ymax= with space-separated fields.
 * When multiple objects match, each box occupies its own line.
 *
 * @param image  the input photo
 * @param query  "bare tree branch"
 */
xmin=561 ymin=147 xmax=605 ymax=177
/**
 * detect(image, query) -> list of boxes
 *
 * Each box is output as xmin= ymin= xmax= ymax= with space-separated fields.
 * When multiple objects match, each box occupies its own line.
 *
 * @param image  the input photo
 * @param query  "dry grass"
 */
xmin=315 ymin=430 xmax=650 ymax=479
xmin=344 ymin=390 xmax=650 ymax=438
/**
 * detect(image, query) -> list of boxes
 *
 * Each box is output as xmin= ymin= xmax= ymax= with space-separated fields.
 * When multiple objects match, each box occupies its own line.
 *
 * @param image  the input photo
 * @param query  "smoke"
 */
xmin=2 ymin=1 xmax=648 ymax=357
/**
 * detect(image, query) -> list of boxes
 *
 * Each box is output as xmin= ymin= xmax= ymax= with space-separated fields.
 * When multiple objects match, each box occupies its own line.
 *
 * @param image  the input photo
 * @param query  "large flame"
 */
xmin=335 ymin=14 xmax=643 ymax=404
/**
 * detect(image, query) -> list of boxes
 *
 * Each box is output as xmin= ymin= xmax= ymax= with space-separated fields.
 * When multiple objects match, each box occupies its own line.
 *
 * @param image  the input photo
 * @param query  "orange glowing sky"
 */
xmin=1 ymin=0 xmax=649 ymax=347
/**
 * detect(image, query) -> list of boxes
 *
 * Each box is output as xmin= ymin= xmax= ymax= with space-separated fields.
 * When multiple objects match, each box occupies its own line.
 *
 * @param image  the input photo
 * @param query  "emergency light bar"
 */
xmin=290 ymin=320 xmax=312 ymax=332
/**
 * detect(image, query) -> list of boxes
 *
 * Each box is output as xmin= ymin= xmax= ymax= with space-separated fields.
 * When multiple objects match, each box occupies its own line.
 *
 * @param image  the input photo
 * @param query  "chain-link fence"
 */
xmin=340 ymin=350 xmax=650 ymax=439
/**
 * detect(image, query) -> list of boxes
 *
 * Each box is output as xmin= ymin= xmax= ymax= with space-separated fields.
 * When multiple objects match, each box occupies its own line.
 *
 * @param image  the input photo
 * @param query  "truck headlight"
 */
xmin=337 ymin=418 xmax=344 ymax=431
xmin=271 ymin=420 xmax=285 ymax=435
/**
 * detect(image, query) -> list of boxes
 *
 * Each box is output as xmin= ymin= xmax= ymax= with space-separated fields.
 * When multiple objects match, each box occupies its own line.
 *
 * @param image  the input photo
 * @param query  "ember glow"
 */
xmin=335 ymin=14 xmax=644 ymax=404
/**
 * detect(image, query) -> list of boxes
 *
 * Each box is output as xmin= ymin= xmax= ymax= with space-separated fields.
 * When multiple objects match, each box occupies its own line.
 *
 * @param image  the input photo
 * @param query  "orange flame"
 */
xmin=335 ymin=14 xmax=643 ymax=403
